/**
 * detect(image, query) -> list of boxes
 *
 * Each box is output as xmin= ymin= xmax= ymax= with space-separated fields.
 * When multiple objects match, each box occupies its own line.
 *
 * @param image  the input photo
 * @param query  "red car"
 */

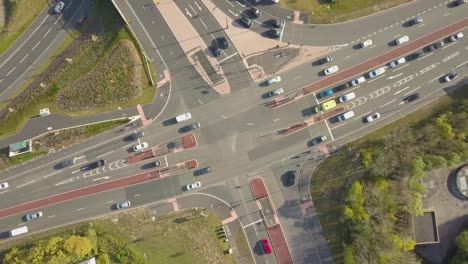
xmin=261 ymin=239 xmax=272 ymax=254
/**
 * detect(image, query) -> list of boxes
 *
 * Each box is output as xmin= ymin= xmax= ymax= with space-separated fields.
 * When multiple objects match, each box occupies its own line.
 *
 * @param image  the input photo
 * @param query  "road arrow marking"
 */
xmin=387 ymin=73 xmax=403 ymax=80
xmin=93 ymin=176 xmax=111 ymax=182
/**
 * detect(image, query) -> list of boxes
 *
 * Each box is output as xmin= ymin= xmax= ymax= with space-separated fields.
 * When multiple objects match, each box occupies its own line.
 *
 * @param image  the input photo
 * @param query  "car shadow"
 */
xmin=162 ymin=118 xmax=178 ymax=126
xmin=253 ymin=241 xmax=267 ymax=255
xmin=311 ymin=59 xmax=324 ymax=66
xmin=387 ymin=40 xmax=398 ymax=47
xmin=126 ymin=147 xmax=135 ymax=153
xmin=301 ymin=107 xmax=316 ymax=117
xmin=141 ymin=163 xmax=155 ymax=170
xmin=178 ymin=126 xmax=189 ymax=133
xmin=280 ymin=172 xmax=292 ymax=187
xmin=261 ymin=93 xmax=272 ymax=99
xmin=123 ymin=134 xmax=135 ymax=142
xmin=352 ymin=43 xmax=362 ymax=50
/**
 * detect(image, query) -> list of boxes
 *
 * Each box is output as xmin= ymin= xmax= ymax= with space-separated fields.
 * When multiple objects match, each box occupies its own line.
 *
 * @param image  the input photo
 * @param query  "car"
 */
xmin=350 ymin=76 xmax=366 ymax=87
xmin=389 ymin=57 xmax=406 ymax=68
xmin=339 ymin=92 xmax=356 ymax=103
xmin=395 ymin=35 xmax=409 ymax=45
xmin=25 ymin=212 xmax=43 ymax=221
xmin=454 ymin=0 xmax=467 ymax=6
xmin=176 ymin=112 xmax=192 ymax=122
xmin=366 ymin=113 xmax=381 ymax=122
xmin=449 ymin=32 xmax=464 ymax=42
xmin=426 ymin=41 xmax=444 ymax=52
xmin=211 ymin=46 xmax=223 ymax=57
xmin=319 ymin=56 xmax=332 ymax=64
xmin=315 ymin=100 xmax=337 ymax=113
xmin=286 ymin=171 xmax=297 ymax=186
xmin=151 ymin=161 xmax=161 ymax=168
xmin=409 ymin=17 xmax=423 ymax=26
xmin=310 ymin=135 xmax=327 ymax=146
xmin=318 ymin=89 xmax=334 ymax=98
xmin=80 ymin=159 xmax=105 ymax=171
xmin=116 ymin=201 xmax=131 ymax=209
xmin=186 ymin=181 xmax=202 ymax=191
xmin=60 ymin=159 xmax=76 ymax=168
xmin=267 ymin=75 xmax=281 ymax=85
xmin=324 ymin=65 xmax=339 ymax=75
xmin=217 ymin=37 xmax=229 ymax=49
xmin=407 ymin=51 xmax=424 ymax=61
xmin=54 ymin=1 xmax=65 ymax=13
xmin=250 ymin=7 xmax=260 ymax=18
xmin=0 ymin=182 xmax=9 ymax=190
xmin=195 ymin=167 xmax=212 ymax=176
xmin=183 ymin=122 xmax=201 ymax=132
xmin=133 ymin=142 xmax=149 ymax=152
xmin=337 ymin=110 xmax=355 ymax=121
xmin=335 ymin=82 xmax=351 ymax=92
xmin=261 ymin=239 xmax=272 ymax=254
xmin=272 ymin=19 xmax=284 ymax=28
xmin=360 ymin=39 xmax=373 ymax=48
xmin=444 ymin=72 xmax=458 ymax=82
xmin=269 ymin=29 xmax=282 ymax=38
xmin=404 ymin=93 xmax=420 ymax=103
xmin=368 ymin=67 xmax=386 ymax=78
xmin=268 ymin=88 xmax=284 ymax=97
xmin=240 ymin=16 xmax=253 ymax=28
xmin=132 ymin=131 xmax=145 ymax=140
xmin=76 ymin=15 xmax=88 ymax=25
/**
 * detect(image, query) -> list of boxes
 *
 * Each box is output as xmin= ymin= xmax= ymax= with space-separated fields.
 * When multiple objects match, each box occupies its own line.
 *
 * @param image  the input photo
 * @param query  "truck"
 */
xmin=176 ymin=112 xmax=192 ymax=123
xmin=9 ymin=226 xmax=28 ymax=237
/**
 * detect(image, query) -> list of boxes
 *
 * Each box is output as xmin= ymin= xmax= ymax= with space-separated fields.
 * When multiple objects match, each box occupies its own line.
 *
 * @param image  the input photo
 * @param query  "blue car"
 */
xmin=318 ymin=89 xmax=334 ymax=98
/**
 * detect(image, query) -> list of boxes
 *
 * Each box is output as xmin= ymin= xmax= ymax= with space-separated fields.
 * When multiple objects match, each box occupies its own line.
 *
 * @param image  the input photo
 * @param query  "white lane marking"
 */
xmin=345 ymin=55 xmax=351 ymax=59
xmin=443 ymin=51 xmax=459 ymax=62
xmin=220 ymin=115 xmax=226 ymax=119
xmin=55 ymin=178 xmax=74 ymax=186
xmin=43 ymin=28 xmax=52 ymax=38
xmin=325 ymin=119 xmax=334 ymax=140
xmin=43 ymin=171 xmax=60 ymax=179
xmin=189 ymin=4 xmax=197 ymax=15
xmin=134 ymin=194 xmax=141 ymax=197
xmin=218 ymin=52 xmax=238 ymax=63
xmin=0 ymin=79 xmax=3 ymax=83
xmin=0 ymin=190 xmax=10 ymax=195
xmin=394 ymin=86 xmax=410 ymax=95
xmin=442 ymin=42 xmax=456 ymax=50
xmin=404 ymin=86 xmax=421 ymax=96
xmin=237 ymin=1 xmax=245 ymax=7
xmin=92 ymin=176 xmax=111 ymax=181
xmin=96 ymin=150 xmax=114 ymax=158
xmin=106 ymin=201 xmax=114 ymax=204
xmin=200 ymin=18 xmax=208 ymax=29
xmin=225 ymin=0 xmax=234 ymax=7
xmin=19 ymin=54 xmax=29 ymax=63
xmin=246 ymin=123 xmax=255 ymax=126
xmin=355 ymin=111 xmax=371 ymax=121
xmin=279 ymin=18 xmax=286 ymax=42
xmin=417 ymin=24 xmax=425 ymax=28
xmin=198 ymin=99 xmax=204 ymax=105
xmin=164 ymin=155 xmax=168 ymax=166
xmin=121 ymin=142 xmax=134 ymax=149
xmin=331 ymin=122 xmax=347 ymax=130
xmin=194 ymin=1 xmax=202 ymax=10
xmin=379 ymin=99 xmax=396 ymax=108
xmin=152 ymin=20 xmax=155 ymax=24
xmin=54 ymin=16 xmax=61 ymax=24
xmin=32 ymin=41 xmax=41 ymax=51
xmin=6 ymin=67 xmax=16 ymax=76
xmin=428 ymin=74 xmax=445 ymax=83
xmin=185 ymin=8 xmax=192 ymax=18
xmin=273 ymin=118 xmax=280 ymax=122
xmin=443 ymin=13 xmax=450 ymax=16
xmin=369 ymin=45 xmax=376 ymax=49
xmin=368 ymin=75 xmax=385 ymax=83
xmin=387 ymin=73 xmax=403 ymax=80
xmin=228 ymin=9 xmax=238 ymax=16
xmin=293 ymin=75 xmax=302 ymax=80
xmin=243 ymin=219 xmax=263 ymax=228
xmin=453 ymin=60 xmax=468 ymax=70
xmin=210 ymin=33 xmax=216 ymax=40
xmin=48 ymin=215 xmax=56 ymax=218
xmin=392 ymin=64 xmax=409 ymax=72
xmin=76 ymin=208 xmax=85 ymax=211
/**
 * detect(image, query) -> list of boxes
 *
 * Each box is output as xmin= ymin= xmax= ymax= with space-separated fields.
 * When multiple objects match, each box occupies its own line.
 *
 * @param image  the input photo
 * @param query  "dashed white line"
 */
xmin=96 ymin=150 xmax=114 ymax=158
xmin=379 ymin=99 xmax=396 ymax=108
xmin=355 ymin=111 xmax=372 ymax=120
xmin=43 ymin=28 xmax=52 ymax=38
xmin=454 ymin=60 xmax=468 ymax=70
xmin=220 ymin=115 xmax=226 ymax=119
xmin=6 ymin=67 xmax=16 ymax=76
xmin=134 ymin=194 xmax=141 ymax=197
xmin=428 ymin=74 xmax=445 ymax=83
xmin=32 ymin=41 xmax=41 ymax=51
xmin=273 ymin=118 xmax=280 ymax=122
xmin=16 ymin=180 xmax=36 ymax=188
xmin=246 ymin=123 xmax=254 ymax=126
xmin=368 ymin=75 xmax=385 ymax=83
xmin=76 ymin=208 xmax=85 ymax=211
xmin=345 ymin=55 xmax=351 ymax=59
xmin=43 ymin=171 xmax=60 ymax=179
xmin=200 ymin=18 xmax=208 ymax=29
xmin=443 ymin=13 xmax=450 ymax=16
xmin=225 ymin=0 xmax=234 ymax=7
xmin=293 ymin=75 xmax=302 ymax=80
xmin=237 ymin=1 xmax=245 ymax=7
xmin=152 ymin=20 xmax=155 ymax=24
xmin=331 ymin=122 xmax=346 ymax=130
xmin=19 ymin=54 xmax=29 ymax=63
xmin=106 ymin=201 xmax=114 ymax=204
xmin=404 ymin=86 xmax=421 ymax=96
xmin=392 ymin=64 xmax=409 ymax=72
xmin=198 ymin=99 xmax=204 ymax=105
xmin=441 ymin=42 xmax=456 ymax=50
xmin=394 ymin=86 xmax=410 ymax=95
xmin=48 ymin=215 xmax=56 ymax=218
xmin=0 ymin=190 xmax=10 ymax=195
xmin=194 ymin=1 xmax=202 ymax=10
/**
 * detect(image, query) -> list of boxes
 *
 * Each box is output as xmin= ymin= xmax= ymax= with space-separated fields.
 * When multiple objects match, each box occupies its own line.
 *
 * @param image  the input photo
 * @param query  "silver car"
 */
xmin=26 ymin=212 xmax=43 ymax=221
xmin=116 ymin=201 xmax=131 ymax=209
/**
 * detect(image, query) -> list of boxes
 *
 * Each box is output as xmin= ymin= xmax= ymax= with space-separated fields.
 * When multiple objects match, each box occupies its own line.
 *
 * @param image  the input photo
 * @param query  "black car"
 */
xmin=60 ymin=159 xmax=76 ymax=168
xmin=132 ymin=131 xmax=144 ymax=140
xmin=80 ymin=159 xmax=106 ymax=171
xmin=407 ymin=51 xmax=424 ymax=61
xmin=182 ymin=122 xmax=201 ymax=132
xmin=309 ymin=136 xmax=327 ymax=146
xmin=195 ymin=167 xmax=212 ymax=176
xmin=409 ymin=17 xmax=423 ymax=26
xmin=286 ymin=171 xmax=297 ymax=187
xmin=217 ymin=37 xmax=229 ymax=49
xmin=403 ymin=93 xmax=420 ymax=103
xmin=272 ymin=19 xmax=284 ymax=28
xmin=151 ymin=161 xmax=161 ymax=168
xmin=269 ymin=29 xmax=281 ymax=38
xmin=319 ymin=56 xmax=332 ymax=64
xmin=426 ymin=41 xmax=444 ymax=52
xmin=241 ymin=16 xmax=253 ymax=28
xmin=211 ymin=46 xmax=223 ymax=57
xmin=250 ymin=7 xmax=260 ymax=18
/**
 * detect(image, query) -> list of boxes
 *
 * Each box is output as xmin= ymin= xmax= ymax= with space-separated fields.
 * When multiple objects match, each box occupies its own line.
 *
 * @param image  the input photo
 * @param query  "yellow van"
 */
xmin=315 ymin=100 xmax=337 ymax=113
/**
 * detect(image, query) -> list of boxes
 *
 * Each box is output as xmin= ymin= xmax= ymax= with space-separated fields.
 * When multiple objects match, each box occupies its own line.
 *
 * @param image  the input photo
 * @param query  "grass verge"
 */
xmin=310 ymin=85 xmax=468 ymax=263
xmin=280 ymin=0 xmax=413 ymax=24
xmin=235 ymin=227 xmax=255 ymax=264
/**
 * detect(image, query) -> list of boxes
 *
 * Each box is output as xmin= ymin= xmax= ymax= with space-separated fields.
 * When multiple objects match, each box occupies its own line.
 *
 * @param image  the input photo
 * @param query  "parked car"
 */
xmin=267 ymin=75 xmax=281 ymax=85
xmin=404 ymin=93 xmax=420 ymax=103
xmin=132 ymin=131 xmax=145 ymax=140
xmin=211 ymin=45 xmax=223 ymax=57
xmin=116 ymin=201 xmax=131 ymax=209
xmin=350 ymin=76 xmax=366 ymax=87
xmin=318 ymin=56 xmax=332 ymax=64
xmin=409 ymin=17 xmax=423 ymax=26
xmin=309 ymin=135 xmax=327 ymax=146
xmin=250 ymin=7 xmax=260 ymax=17
xmin=426 ymin=41 xmax=444 ymax=52
xmin=25 ymin=212 xmax=43 ymax=221
xmin=389 ymin=57 xmax=406 ymax=68
xmin=318 ymin=89 xmax=334 ymax=98
xmin=449 ymin=32 xmax=464 ymax=42
xmin=195 ymin=167 xmax=212 ymax=176
xmin=186 ymin=181 xmax=202 ymax=191
xmin=54 ymin=1 xmax=65 ymax=13
xmin=339 ymin=92 xmax=356 ymax=103
xmin=444 ymin=72 xmax=458 ymax=82
xmin=337 ymin=110 xmax=355 ymax=121
xmin=183 ymin=122 xmax=201 ymax=132
xmin=360 ymin=39 xmax=373 ymax=48
xmin=240 ymin=16 xmax=253 ymax=28
xmin=176 ymin=112 xmax=192 ymax=122
xmin=80 ymin=159 xmax=105 ymax=171
xmin=261 ymin=239 xmax=272 ymax=254
xmin=366 ymin=113 xmax=381 ymax=122
xmin=324 ymin=65 xmax=339 ymax=75
xmin=368 ymin=67 xmax=386 ymax=78
xmin=268 ymin=88 xmax=284 ymax=97
xmin=0 ymin=182 xmax=9 ymax=190
xmin=271 ymin=19 xmax=284 ymax=28
xmin=151 ymin=161 xmax=161 ymax=168
xmin=407 ymin=51 xmax=424 ymax=61
xmin=315 ymin=100 xmax=337 ymax=113
xmin=286 ymin=171 xmax=297 ymax=187
xmin=269 ymin=29 xmax=282 ymax=38
xmin=133 ymin=142 xmax=149 ymax=152
xmin=60 ymin=159 xmax=76 ymax=168
xmin=395 ymin=35 xmax=409 ymax=45
xmin=454 ymin=0 xmax=467 ymax=6
xmin=217 ymin=37 xmax=229 ymax=49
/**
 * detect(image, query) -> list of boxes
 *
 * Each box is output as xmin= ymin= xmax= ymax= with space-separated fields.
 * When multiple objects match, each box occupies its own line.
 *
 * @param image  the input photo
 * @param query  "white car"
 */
xmin=449 ymin=32 xmax=463 ymax=42
xmin=0 ymin=182 xmax=9 ymax=190
xmin=339 ymin=92 xmax=356 ymax=103
xmin=268 ymin=87 xmax=284 ymax=97
xmin=324 ymin=65 xmax=339 ymax=75
xmin=176 ymin=112 xmax=192 ymax=123
xmin=116 ymin=201 xmax=131 ymax=209
xmin=350 ymin=76 xmax=366 ymax=87
xmin=389 ymin=57 xmax=406 ymax=68
xmin=368 ymin=67 xmax=386 ymax=78
xmin=54 ymin=1 xmax=65 ymax=13
xmin=26 ymin=212 xmax=43 ymax=221
xmin=133 ymin=142 xmax=149 ymax=152
xmin=366 ymin=113 xmax=381 ymax=122
xmin=395 ymin=35 xmax=409 ymax=45
xmin=267 ymin=76 xmax=281 ymax=85
xmin=360 ymin=39 xmax=373 ymax=48
xmin=186 ymin=181 xmax=202 ymax=191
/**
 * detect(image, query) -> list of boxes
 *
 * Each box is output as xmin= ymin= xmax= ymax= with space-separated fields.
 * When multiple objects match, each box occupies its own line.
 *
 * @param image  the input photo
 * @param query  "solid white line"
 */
xmin=237 ymin=1 xmax=245 ymax=7
xmin=164 ymin=155 xmax=168 ymax=166
xmin=394 ymin=86 xmax=410 ymax=95
xmin=19 ymin=54 xmax=29 ymax=63
xmin=76 ymin=208 xmax=85 ymax=211
xmin=279 ymin=19 xmax=286 ymax=42
xmin=32 ymin=41 xmax=41 ymax=51
xmin=121 ymin=142 xmax=134 ymax=149
xmin=194 ymin=1 xmax=202 ymax=10
xmin=454 ymin=60 xmax=468 ymax=70
xmin=189 ymin=4 xmax=197 ymax=15
xmin=54 ymin=16 xmax=61 ymax=24
xmin=0 ymin=190 xmax=10 ymax=195
xmin=428 ymin=74 xmax=444 ymax=83
xmin=442 ymin=42 xmax=456 ymax=50
xmin=106 ymin=201 xmax=114 ymax=204
xmin=6 ymin=67 xmax=16 ymax=76
xmin=96 ymin=150 xmax=114 ymax=158
xmin=228 ymin=9 xmax=237 ymax=16
xmin=200 ymin=18 xmax=208 ymax=29
xmin=134 ymin=194 xmax=141 ymax=197
xmin=379 ymin=99 xmax=396 ymax=108
xmin=368 ymin=75 xmax=385 ymax=83
xmin=243 ymin=219 xmax=263 ymax=228
xmin=218 ymin=52 xmax=238 ymax=63
xmin=392 ymin=64 xmax=409 ymax=72
xmin=43 ymin=171 xmax=60 ymax=179
xmin=325 ymin=120 xmax=334 ymax=140
xmin=225 ymin=0 xmax=234 ymax=7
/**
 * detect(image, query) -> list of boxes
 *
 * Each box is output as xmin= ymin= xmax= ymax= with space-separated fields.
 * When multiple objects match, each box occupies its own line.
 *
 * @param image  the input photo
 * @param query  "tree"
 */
xmin=455 ymin=230 xmax=468 ymax=253
xmin=63 ymin=235 xmax=92 ymax=258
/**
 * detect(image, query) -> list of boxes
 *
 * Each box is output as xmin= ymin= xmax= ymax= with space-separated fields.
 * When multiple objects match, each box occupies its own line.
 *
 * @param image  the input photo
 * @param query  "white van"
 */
xmin=338 ymin=111 xmax=355 ymax=121
xmin=339 ymin=92 xmax=356 ymax=103
xmin=9 ymin=226 xmax=28 ymax=237
xmin=176 ymin=112 xmax=192 ymax=123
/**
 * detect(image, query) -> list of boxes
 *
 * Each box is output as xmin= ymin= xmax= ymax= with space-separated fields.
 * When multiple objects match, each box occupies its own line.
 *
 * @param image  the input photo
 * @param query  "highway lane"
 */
xmin=0 ymin=0 xmax=89 ymax=102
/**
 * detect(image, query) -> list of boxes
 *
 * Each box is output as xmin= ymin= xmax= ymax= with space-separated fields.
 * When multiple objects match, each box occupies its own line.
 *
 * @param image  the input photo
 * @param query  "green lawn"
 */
xmin=280 ymin=0 xmax=413 ymax=24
